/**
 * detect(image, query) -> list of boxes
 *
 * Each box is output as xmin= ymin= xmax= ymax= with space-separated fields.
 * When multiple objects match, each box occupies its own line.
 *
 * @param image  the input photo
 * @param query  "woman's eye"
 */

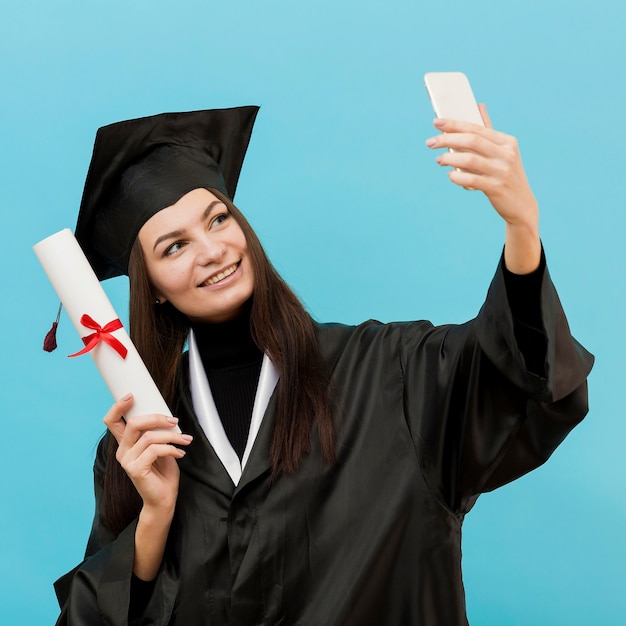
xmin=164 ymin=241 xmax=185 ymax=256
xmin=211 ymin=212 xmax=229 ymax=228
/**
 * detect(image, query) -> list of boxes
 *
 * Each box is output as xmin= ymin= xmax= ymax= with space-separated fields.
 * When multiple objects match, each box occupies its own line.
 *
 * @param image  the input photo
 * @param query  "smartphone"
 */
xmin=423 ymin=72 xmax=484 ymax=126
xmin=424 ymin=72 xmax=484 ymax=174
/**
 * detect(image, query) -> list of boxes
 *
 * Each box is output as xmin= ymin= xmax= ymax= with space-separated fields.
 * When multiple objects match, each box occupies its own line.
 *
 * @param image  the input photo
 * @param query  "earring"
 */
xmin=154 ymin=298 xmax=161 ymax=305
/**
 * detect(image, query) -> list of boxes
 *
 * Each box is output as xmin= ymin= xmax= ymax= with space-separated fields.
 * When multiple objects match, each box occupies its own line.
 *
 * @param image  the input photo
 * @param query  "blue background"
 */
xmin=2 ymin=1 xmax=624 ymax=623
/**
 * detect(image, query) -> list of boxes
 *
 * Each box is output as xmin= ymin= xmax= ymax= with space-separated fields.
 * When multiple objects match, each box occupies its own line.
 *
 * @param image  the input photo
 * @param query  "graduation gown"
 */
xmin=54 ymin=259 xmax=593 ymax=625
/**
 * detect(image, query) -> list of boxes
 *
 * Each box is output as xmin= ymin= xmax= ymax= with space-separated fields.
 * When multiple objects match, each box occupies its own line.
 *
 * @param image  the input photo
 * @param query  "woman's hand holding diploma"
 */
xmin=104 ymin=394 xmax=193 ymax=581
xmin=426 ymin=104 xmax=541 ymax=275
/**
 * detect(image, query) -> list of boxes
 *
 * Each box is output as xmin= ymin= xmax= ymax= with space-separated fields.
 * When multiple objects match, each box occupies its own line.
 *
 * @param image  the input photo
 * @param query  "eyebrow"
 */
xmin=152 ymin=200 xmax=224 ymax=252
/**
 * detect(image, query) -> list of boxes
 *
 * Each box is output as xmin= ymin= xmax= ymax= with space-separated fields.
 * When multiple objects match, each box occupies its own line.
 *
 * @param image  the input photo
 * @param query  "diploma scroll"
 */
xmin=33 ymin=229 xmax=179 ymax=430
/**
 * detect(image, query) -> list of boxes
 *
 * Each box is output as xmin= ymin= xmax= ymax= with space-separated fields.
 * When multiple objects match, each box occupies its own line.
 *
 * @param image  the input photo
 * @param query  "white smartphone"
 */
xmin=423 ymin=72 xmax=484 ymax=126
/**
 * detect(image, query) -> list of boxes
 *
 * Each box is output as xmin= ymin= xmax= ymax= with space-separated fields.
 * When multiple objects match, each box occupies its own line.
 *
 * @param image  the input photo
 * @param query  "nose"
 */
xmin=195 ymin=235 xmax=226 ymax=266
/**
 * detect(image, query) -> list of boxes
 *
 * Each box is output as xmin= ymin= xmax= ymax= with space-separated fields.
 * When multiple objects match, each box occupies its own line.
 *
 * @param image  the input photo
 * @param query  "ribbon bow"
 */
xmin=68 ymin=314 xmax=128 ymax=359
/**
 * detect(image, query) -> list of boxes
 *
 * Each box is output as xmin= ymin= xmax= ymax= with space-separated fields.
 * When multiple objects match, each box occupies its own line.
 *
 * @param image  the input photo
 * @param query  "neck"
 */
xmin=190 ymin=299 xmax=260 ymax=367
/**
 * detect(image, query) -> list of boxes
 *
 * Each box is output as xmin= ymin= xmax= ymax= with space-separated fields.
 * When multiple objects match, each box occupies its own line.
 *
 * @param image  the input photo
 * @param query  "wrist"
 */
xmin=505 ymin=220 xmax=540 ymax=245
xmin=134 ymin=506 xmax=174 ymax=581
xmin=138 ymin=502 xmax=176 ymax=530
xmin=504 ymin=218 xmax=541 ymax=275
xmin=504 ymin=197 xmax=539 ymax=230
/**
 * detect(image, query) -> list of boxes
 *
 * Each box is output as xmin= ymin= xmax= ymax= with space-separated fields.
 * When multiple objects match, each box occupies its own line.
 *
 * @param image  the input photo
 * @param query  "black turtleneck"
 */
xmin=191 ymin=303 xmax=264 ymax=460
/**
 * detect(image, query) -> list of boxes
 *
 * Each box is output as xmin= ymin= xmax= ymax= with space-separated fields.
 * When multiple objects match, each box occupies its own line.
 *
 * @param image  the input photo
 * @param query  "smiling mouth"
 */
xmin=199 ymin=262 xmax=240 ymax=287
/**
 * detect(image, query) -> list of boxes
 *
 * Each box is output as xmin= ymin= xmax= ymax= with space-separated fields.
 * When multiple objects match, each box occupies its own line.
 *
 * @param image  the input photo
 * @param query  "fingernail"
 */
xmin=425 ymin=138 xmax=436 ymax=147
xmin=181 ymin=434 xmax=193 ymax=442
xmin=435 ymin=156 xmax=442 ymax=164
xmin=122 ymin=393 xmax=133 ymax=401
xmin=434 ymin=118 xmax=445 ymax=127
xmin=167 ymin=416 xmax=179 ymax=424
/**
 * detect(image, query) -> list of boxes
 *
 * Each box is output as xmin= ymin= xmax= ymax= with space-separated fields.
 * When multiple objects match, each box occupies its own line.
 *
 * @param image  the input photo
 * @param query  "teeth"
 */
xmin=204 ymin=264 xmax=237 ymax=286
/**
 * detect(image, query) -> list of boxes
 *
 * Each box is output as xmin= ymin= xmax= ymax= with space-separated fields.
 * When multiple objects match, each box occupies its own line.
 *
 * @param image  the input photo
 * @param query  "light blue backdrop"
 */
xmin=2 ymin=1 xmax=623 ymax=624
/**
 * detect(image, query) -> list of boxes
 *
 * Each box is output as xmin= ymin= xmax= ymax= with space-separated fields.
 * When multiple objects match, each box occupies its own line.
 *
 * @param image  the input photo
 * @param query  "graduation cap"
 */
xmin=75 ymin=105 xmax=260 ymax=280
xmin=43 ymin=105 xmax=259 ymax=351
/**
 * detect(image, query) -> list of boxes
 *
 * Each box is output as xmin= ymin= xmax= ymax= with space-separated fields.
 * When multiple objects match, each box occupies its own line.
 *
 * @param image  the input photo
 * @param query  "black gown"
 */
xmin=54 ymin=257 xmax=593 ymax=625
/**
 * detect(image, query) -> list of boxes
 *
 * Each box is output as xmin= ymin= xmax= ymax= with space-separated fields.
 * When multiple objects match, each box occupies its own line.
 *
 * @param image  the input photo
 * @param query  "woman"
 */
xmin=55 ymin=105 xmax=593 ymax=625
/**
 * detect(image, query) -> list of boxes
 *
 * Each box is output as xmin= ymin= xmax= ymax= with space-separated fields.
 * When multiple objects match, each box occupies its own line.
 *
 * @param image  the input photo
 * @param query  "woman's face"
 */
xmin=138 ymin=188 xmax=254 ymax=324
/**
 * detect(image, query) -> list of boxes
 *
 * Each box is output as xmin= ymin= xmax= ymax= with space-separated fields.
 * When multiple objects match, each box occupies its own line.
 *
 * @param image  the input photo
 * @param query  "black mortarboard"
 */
xmin=74 ymin=106 xmax=259 ymax=280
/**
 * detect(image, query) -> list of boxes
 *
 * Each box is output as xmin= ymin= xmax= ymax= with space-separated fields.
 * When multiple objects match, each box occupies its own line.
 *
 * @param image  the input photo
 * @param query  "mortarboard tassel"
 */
xmin=43 ymin=303 xmax=62 ymax=352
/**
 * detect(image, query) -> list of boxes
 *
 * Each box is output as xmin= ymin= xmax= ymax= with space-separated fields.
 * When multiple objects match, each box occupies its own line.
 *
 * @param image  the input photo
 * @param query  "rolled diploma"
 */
xmin=33 ymin=228 xmax=179 ymax=430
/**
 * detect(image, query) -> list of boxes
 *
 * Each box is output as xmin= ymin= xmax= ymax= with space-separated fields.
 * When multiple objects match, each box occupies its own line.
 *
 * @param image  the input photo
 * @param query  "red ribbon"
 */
xmin=68 ymin=315 xmax=128 ymax=359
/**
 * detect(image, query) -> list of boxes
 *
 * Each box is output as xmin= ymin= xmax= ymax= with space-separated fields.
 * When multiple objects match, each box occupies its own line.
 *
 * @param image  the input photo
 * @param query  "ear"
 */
xmin=153 ymin=292 xmax=168 ymax=305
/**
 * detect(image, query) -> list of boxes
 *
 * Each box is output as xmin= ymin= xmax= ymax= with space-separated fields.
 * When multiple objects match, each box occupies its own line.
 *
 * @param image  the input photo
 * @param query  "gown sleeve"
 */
xmin=502 ymin=250 xmax=546 ymax=377
xmin=53 ymin=435 xmax=178 ymax=626
xmin=399 ymin=249 xmax=594 ymax=514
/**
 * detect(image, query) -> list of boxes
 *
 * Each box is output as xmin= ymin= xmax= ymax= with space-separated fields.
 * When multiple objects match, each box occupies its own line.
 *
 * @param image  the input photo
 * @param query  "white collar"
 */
xmin=188 ymin=329 xmax=279 ymax=485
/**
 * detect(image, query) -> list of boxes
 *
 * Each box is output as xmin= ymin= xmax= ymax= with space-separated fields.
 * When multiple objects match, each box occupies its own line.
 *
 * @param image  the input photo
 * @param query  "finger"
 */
xmin=446 ymin=168 xmax=489 ymax=192
xmin=434 ymin=116 xmax=484 ymax=133
xmin=103 ymin=393 xmax=134 ymax=443
xmin=430 ymin=132 xmax=500 ymax=159
xmin=446 ymin=167 xmax=515 ymax=198
xmin=119 ymin=442 xmax=188 ymax=478
xmin=478 ymin=103 xmax=493 ymax=129
xmin=435 ymin=150 xmax=506 ymax=179
xmin=432 ymin=117 xmax=511 ymax=146
xmin=122 ymin=429 xmax=193 ymax=462
xmin=118 ymin=414 xmax=183 ymax=452
xmin=427 ymin=127 xmax=501 ymax=156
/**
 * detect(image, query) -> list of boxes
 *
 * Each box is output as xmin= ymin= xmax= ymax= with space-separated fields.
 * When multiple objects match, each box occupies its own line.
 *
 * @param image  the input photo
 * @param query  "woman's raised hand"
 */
xmin=104 ymin=393 xmax=193 ymax=514
xmin=426 ymin=104 xmax=541 ymax=274
xmin=104 ymin=393 xmax=193 ymax=580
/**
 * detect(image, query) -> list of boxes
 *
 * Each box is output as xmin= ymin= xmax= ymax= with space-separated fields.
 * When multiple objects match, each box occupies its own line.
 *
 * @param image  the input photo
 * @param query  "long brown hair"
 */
xmin=103 ymin=190 xmax=335 ymax=535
